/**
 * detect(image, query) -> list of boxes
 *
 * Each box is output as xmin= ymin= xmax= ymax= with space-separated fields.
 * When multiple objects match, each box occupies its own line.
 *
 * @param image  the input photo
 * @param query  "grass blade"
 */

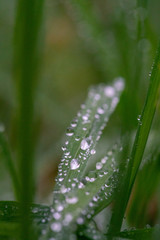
xmin=0 ymin=131 xmax=20 ymax=200
xmin=14 ymin=0 xmax=44 ymax=239
xmin=108 ymin=42 xmax=160 ymax=235
xmin=42 ymin=79 xmax=124 ymax=240
xmin=54 ymin=78 xmax=124 ymax=198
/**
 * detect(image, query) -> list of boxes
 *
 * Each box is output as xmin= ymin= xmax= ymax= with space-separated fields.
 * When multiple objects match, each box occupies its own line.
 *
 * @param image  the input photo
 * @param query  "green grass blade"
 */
xmin=44 ymin=163 xmax=114 ymax=240
xmin=114 ymin=226 xmax=160 ymax=240
xmin=0 ymin=201 xmax=50 ymax=223
xmin=53 ymin=78 xmax=124 ymax=199
xmin=14 ymin=0 xmax=44 ymax=239
xmin=0 ymin=132 xmax=20 ymax=200
xmin=41 ymin=79 xmax=124 ymax=240
xmin=0 ymin=222 xmax=19 ymax=239
xmin=108 ymin=42 xmax=160 ymax=235
xmin=81 ymin=145 xmax=121 ymax=222
xmin=128 ymin=151 xmax=160 ymax=227
xmin=129 ymin=42 xmax=160 ymax=187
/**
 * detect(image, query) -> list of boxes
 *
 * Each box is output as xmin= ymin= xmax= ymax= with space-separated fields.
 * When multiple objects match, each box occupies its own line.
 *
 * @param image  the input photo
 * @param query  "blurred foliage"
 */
xmin=0 ymin=0 xmax=160 ymax=234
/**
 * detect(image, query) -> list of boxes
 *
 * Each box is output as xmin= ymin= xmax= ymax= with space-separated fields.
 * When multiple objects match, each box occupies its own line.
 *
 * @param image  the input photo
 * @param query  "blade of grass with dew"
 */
xmin=41 ymin=79 xmax=125 ymax=240
xmin=108 ymin=42 xmax=160 ymax=236
xmin=113 ymin=226 xmax=160 ymax=240
xmin=80 ymin=144 xmax=122 ymax=223
xmin=14 ymin=0 xmax=44 ymax=239
xmin=81 ymin=225 xmax=160 ymax=240
xmin=44 ymin=158 xmax=116 ymax=240
xmin=79 ymin=222 xmax=106 ymax=240
xmin=53 ymin=78 xmax=124 ymax=199
xmin=0 ymin=201 xmax=50 ymax=223
xmin=44 ymin=143 xmax=121 ymax=239
xmin=0 ymin=131 xmax=20 ymax=200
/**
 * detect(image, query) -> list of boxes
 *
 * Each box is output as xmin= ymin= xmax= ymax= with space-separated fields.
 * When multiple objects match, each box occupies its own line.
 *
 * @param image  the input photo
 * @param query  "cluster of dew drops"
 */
xmin=42 ymin=78 xmax=124 ymax=238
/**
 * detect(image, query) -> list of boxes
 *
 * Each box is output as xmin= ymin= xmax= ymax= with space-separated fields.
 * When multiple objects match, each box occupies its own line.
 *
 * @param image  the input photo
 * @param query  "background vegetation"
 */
xmin=0 ymin=0 xmax=160 ymax=239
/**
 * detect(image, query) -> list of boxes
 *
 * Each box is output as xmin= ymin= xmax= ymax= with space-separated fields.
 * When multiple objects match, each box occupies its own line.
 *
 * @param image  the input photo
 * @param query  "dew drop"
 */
xmin=66 ymin=196 xmax=78 ymax=204
xmin=50 ymin=222 xmax=62 ymax=232
xmin=63 ymin=213 xmax=73 ymax=225
xmin=104 ymin=86 xmax=115 ymax=98
xmin=56 ymin=204 xmax=64 ymax=212
xmin=81 ymin=138 xmax=91 ymax=150
xmin=77 ymin=217 xmax=84 ymax=225
xmin=114 ymin=77 xmax=124 ymax=91
xmin=66 ymin=127 xmax=74 ymax=136
xmin=97 ymin=107 xmax=104 ymax=115
xmin=96 ymin=162 xmax=103 ymax=170
xmin=70 ymin=159 xmax=80 ymax=170
xmin=53 ymin=212 xmax=61 ymax=220
xmin=91 ymin=149 xmax=96 ymax=155
xmin=59 ymin=178 xmax=64 ymax=182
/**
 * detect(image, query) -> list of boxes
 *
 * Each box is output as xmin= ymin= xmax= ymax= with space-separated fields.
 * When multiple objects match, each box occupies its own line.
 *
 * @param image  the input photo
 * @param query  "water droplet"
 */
xmin=85 ymin=191 xmax=90 ymax=195
xmin=81 ymin=138 xmax=91 ymax=150
xmin=66 ymin=127 xmax=74 ymax=136
xmin=60 ymin=185 xmax=68 ymax=193
xmin=66 ymin=196 xmax=78 ymax=204
xmin=137 ymin=115 xmax=142 ymax=125
xmin=78 ymin=182 xmax=85 ymax=189
xmin=91 ymin=149 xmax=96 ymax=155
xmin=101 ymin=156 xmax=108 ymax=164
xmin=96 ymin=162 xmax=102 ymax=170
xmin=50 ymin=222 xmax=62 ymax=232
xmin=56 ymin=204 xmax=64 ymax=212
xmin=77 ymin=217 xmax=84 ymax=225
xmin=104 ymin=86 xmax=115 ymax=98
xmin=70 ymin=159 xmax=80 ymax=170
xmin=97 ymin=107 xmax=104 ymax=115
xmin=75 ymin=136 xmax=80 ymax=141
xmin=63 ymin=213 xmax=73 ymax=225
xmin=82 ymin=114 xmax=89 ymax=121
xmin=114 ymin=77 xmax=124 ymax=91
xmin=53 ymin=212 xmax=61 ymax=220
xmin=59 ymin=178 xmax=64 ymax=182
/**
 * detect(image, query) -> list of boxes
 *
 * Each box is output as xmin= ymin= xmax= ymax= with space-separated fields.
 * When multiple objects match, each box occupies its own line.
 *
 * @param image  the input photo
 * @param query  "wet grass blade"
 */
xmin=129 ymin=42 xmax=160 ymax=187
xmin=81 ymin=145 xmax=121 ymax=222
xmin=0 ymin=201 xmax=50 ymax=223
xmin=108 ymin=42 xmax=160 ymax=235
xmin=53 ymin=78 xmax=124 ymax=200
xmin=42 ymin=79 xmax=124 ymax=240
xmin=114 ymin=226 xmax=160 ymax=240
xmin=0 ymin=132 xmax=20 ymax=200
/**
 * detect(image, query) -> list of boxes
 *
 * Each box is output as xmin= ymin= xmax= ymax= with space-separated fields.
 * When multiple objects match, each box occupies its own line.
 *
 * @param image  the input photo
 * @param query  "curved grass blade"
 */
xmin=80 ymin=144 xmax=122 ymax=223
xmin=54 ymin=78 xmax=124 ymax=201
xmin=0 ymin=131 xmax=20 ymax=200
xmin=42 ymin=79 xmax=125 ymax=240
xmin=108 ymin=42 xmax=160 ymax=236
xmin=44 ymin=145 xmax=121 ymax=240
